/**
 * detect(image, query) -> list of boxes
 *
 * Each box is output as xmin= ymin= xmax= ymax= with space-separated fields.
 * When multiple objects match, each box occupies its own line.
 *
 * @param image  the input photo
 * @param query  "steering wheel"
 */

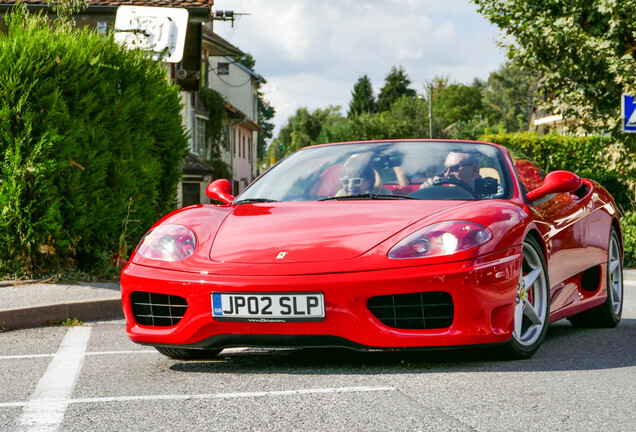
xmin=432 ymin=178 xmax=478 ymax=198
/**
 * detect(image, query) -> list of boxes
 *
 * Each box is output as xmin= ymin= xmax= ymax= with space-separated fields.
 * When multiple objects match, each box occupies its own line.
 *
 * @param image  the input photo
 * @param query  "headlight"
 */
xmin=136 ymin=224 xmax=197 ymax=261
xmin=388 ymin=221 xmax=492 ymax=259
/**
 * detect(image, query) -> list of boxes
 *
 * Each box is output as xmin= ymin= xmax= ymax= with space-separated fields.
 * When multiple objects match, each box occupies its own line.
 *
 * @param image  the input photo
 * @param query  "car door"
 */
xmin=513 ymin=157 xmax=592 ymax=311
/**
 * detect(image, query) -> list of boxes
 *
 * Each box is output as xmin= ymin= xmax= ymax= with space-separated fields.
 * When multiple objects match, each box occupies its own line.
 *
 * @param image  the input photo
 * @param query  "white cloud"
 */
xmin=211 ymin=0 xmax=506 ymax=134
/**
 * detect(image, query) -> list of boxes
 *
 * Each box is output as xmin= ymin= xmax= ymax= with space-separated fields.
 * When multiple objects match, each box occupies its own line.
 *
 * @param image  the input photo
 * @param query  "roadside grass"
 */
xmin=1 ymin=261 xmax=121 ymax=285
xmin=57 ymin=266 xmax=121 ymax=284
xmin=45 ymin=317 xmax=84 ymax=327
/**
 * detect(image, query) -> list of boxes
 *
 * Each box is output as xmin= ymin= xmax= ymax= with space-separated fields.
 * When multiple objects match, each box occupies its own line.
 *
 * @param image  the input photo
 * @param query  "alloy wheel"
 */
xmin=607 ymin=233 xmax=623 ymax=316
xmin=513 ymin=241 xmax=548 ymax=347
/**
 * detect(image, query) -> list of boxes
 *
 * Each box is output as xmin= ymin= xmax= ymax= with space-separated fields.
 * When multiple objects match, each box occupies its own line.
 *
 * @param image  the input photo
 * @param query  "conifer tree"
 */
xmin=377 ymin=66 xmax=417 ymax=112
xmin=347 ymin=75 xmax=377 ymax=117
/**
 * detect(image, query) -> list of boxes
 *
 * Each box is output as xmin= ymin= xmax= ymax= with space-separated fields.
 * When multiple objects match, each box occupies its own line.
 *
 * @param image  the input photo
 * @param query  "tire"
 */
xmin=154 ymin=346 xmax=222 ymax=360
xmin=500 ymin=235 xmax=550 ymax=359
xmin=568 ymin=227 xmax=623 ymax=328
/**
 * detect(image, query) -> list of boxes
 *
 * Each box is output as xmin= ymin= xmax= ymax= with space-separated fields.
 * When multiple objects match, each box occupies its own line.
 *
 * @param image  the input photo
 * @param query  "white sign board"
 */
xmin=621 ymin=94 xmax=636 ymax=133
xmin=114 ymin=6 xmax=188 ymax=63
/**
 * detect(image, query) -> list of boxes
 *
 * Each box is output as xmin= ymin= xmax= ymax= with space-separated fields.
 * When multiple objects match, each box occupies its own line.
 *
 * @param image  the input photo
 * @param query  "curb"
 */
xmin=0 ymin=298 xmax=123 ymax=331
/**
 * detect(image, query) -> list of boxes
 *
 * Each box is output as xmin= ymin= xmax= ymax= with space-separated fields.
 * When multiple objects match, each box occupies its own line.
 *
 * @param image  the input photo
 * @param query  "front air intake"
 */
xmin=367 ymin=292 xmax=453 ymax=329
xmin=131 ymin=291 xmax=188 ymax=327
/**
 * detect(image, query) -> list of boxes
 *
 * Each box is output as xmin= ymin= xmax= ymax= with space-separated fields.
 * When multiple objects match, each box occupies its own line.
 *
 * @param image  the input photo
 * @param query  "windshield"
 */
xmin=236 ymin=141 xmax=509 ymax=203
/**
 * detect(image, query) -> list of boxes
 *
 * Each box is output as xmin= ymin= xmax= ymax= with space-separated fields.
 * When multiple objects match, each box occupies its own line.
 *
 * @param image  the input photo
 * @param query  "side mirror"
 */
xmin=206 ymin=179 xmax=235 ymax=204
xmin=526 ymin=170 xmax=581 ymax=203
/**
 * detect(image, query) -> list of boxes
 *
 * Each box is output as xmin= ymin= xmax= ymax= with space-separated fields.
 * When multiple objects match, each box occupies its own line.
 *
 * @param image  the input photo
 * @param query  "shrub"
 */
xmin=0 ymin=7 xmax=189 ymax=276
xmin=480 ymin=132 xmax=635 ymax=213
xmin=621 ymin=212 xmax=636 ymax=268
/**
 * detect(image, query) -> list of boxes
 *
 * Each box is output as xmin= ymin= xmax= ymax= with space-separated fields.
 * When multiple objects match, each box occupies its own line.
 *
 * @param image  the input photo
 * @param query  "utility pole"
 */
xmin=428 ymin=83 xmax=433 ymax=139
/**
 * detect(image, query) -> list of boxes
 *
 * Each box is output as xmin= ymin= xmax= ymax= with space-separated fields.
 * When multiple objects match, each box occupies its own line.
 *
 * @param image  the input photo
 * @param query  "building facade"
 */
xmin=207 ymin=56 xmax=263 ymax=195
xmin=178 ymin=27 xmax=264 ymax=206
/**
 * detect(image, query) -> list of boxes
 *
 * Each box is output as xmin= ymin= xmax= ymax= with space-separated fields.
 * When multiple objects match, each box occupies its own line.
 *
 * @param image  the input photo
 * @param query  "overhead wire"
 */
xmin=272 ymin=87 xmax=347 ymax=100
xmin=208 ymin=64 xmax=255 ymax=88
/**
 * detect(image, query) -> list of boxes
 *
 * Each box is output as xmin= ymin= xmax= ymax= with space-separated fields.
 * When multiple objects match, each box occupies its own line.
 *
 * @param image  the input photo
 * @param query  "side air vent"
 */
xmin=131 ymin=291 xmax=188 ymax=327
xmin=367 ymin=292 xmax=453 ymax=329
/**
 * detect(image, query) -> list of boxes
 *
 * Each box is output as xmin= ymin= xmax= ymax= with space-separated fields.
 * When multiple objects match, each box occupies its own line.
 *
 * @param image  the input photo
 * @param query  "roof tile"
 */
xmin=0 ymin=0 xmax=211 ymax=8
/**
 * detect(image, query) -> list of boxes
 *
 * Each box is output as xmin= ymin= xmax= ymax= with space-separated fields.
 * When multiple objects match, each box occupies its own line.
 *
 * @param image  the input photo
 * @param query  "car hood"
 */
xmin=209 ymin=201 xmax=461 ymax=264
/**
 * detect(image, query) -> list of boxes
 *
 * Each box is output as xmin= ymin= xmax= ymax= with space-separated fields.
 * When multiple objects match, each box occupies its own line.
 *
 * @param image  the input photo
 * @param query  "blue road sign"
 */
xmin=622 ymin=94 xmax=636 ymax=133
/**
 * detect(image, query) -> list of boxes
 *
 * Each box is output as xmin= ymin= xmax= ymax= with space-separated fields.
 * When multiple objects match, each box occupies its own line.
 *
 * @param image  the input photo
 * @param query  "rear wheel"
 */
xmin=568 ymin=227 xmax=623 ymax=328
xmin=500 ymin=236 xmax=550 ymax=359
xmin=154 ymin=347 xmax=222 ymax=360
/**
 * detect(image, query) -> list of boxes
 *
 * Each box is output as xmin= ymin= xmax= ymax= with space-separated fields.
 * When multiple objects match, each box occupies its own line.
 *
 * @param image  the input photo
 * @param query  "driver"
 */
xmin=420 ymin=151 xmax=480 ymax=191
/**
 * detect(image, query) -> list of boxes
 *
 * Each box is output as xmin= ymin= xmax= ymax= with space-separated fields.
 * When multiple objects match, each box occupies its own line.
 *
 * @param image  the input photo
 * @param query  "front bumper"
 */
xmin=121 ymin=247 xmax=521 ymax=349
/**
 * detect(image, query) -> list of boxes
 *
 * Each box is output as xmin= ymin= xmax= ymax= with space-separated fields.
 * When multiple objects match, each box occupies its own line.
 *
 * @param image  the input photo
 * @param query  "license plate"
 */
xmin=212 ymin=292 xmax=325 ymax=322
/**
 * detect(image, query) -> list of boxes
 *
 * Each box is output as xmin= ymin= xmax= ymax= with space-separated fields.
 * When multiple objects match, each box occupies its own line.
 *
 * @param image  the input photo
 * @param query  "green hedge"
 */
xmin=480 ymin=132 xmax=635 ymax=212
xmin=621 ymin=212 xmax=636 ymax=268
xmin=0 ymin=8 xmax=189 ymax=276
xmin=481 ymin=132 xmax=636 ymax=266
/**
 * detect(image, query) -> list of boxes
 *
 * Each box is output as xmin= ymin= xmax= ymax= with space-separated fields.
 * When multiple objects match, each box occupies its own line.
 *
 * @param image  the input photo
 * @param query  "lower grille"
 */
xmin=367 ymin=292 xmax=453 ymax=329
xmin=131 ymin=291 xmax=188 ymax=327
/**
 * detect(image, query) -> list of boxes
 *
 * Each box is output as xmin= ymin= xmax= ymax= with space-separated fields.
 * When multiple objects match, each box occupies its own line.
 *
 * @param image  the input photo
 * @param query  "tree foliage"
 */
xmin=348 ymin=75 xmax=377 ymax=117
xmin=434 ymin=83 xmax=484 ymax=128
xmin=482 ymin=62 xmax=537 ymax=132
xmin=46 ymin=0 xmax=89 ymax=29
xmin=0 ymin=7 xmax=188 ymax=276
xmin=473 ymin=0 xmax=636 ymax=144
xmin=266 ymin=106 xmax=345 ymax=161
xmin=377 ymin=66 xmax=416 ymax=112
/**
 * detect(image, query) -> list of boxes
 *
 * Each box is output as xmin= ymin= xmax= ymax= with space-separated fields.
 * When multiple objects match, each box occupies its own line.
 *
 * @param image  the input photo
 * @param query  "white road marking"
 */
xmin=624 ymin=280 xmax=636 ymax=287
xmin=87 ymin=350 xmax=158 ymax=356
xmin=72 ymin=386 xmax=397 ymax=403
xmin=0 ymin=354 xmax=54 ymax=360
xmin=0 ymin=347 xmax=275 ymax=361
xmin=15 ymin=326 xmax=91 ymax=432
xmin=0 ymin=350 xmax=157 ymax=361
xmin=0 ymin=386 xmax=395 ymax=409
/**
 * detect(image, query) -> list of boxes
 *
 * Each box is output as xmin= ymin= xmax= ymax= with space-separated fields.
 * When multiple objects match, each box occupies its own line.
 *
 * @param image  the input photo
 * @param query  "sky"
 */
xmin=211 ymin=0 xmax=508 ymax=135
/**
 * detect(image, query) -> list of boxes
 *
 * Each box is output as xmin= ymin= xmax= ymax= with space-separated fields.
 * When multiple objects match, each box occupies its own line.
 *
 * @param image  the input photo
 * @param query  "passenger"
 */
xmin=338 ymin=153 xmax=377 ymax=196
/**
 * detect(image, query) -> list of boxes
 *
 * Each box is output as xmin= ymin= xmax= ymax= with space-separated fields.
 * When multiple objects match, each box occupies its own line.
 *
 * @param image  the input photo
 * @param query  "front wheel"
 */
xmin=500 ymin=236 xmax=550 ymax=359
xmin=568 ymin=227 xmax=623 ymax=328
xmin=155 ymin=346 xmax=222 ymax=360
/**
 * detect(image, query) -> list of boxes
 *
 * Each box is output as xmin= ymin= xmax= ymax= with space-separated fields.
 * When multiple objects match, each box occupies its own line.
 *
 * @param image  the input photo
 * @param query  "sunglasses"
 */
xmin=340 ymin=177 xmax=365 ymax=187
xmin=444 ymin=162 xmax=473 ymax=173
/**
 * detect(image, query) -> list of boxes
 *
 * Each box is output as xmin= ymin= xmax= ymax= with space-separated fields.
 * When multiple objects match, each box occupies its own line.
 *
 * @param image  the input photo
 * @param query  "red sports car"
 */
xmin=120 ymin=140 xmax=624 ymax=359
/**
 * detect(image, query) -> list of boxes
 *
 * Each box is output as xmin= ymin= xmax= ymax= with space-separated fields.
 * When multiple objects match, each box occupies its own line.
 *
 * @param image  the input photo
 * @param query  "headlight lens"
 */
xmin=136 ymin=224 xmax=197 ymax=261
xmin=388 ymin=221 xmax=492 ymax=259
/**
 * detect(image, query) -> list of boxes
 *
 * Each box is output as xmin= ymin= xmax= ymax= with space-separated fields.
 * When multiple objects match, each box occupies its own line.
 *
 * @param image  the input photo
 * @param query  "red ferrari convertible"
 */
xmin=121 ymin=140 xmax=624 ymax=359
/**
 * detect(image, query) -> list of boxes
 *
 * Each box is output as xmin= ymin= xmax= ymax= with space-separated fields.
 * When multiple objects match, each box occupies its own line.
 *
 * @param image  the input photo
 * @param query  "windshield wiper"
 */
xmin=233 ymin=198 xmax=280 ymax=205
xmin=319 ymin=193 xmax=417 ymax=201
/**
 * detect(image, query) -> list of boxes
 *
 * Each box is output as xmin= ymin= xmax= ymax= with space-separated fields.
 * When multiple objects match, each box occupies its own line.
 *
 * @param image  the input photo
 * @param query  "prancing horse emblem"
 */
xmin=276 ymin=252 xmax=288 ymax=259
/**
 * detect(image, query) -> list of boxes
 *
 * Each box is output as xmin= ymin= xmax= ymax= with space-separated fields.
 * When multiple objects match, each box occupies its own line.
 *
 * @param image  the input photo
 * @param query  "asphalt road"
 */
xmin=1 ymin=282 xmax=635 ymax=432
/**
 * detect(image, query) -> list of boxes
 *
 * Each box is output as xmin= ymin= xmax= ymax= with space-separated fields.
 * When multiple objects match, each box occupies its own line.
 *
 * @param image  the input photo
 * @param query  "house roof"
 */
xmin=203 ymin=27 xmax=243 ymax=57
xmin=0 ymin=1 xmax=213 ymax=18
xmin=225 ymin=101 xmax=261 ymax=132
xmin=0 ymin=0 xmax=211 ymax=7
xmin=181 ymin=152 xmax=216 ymax=175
